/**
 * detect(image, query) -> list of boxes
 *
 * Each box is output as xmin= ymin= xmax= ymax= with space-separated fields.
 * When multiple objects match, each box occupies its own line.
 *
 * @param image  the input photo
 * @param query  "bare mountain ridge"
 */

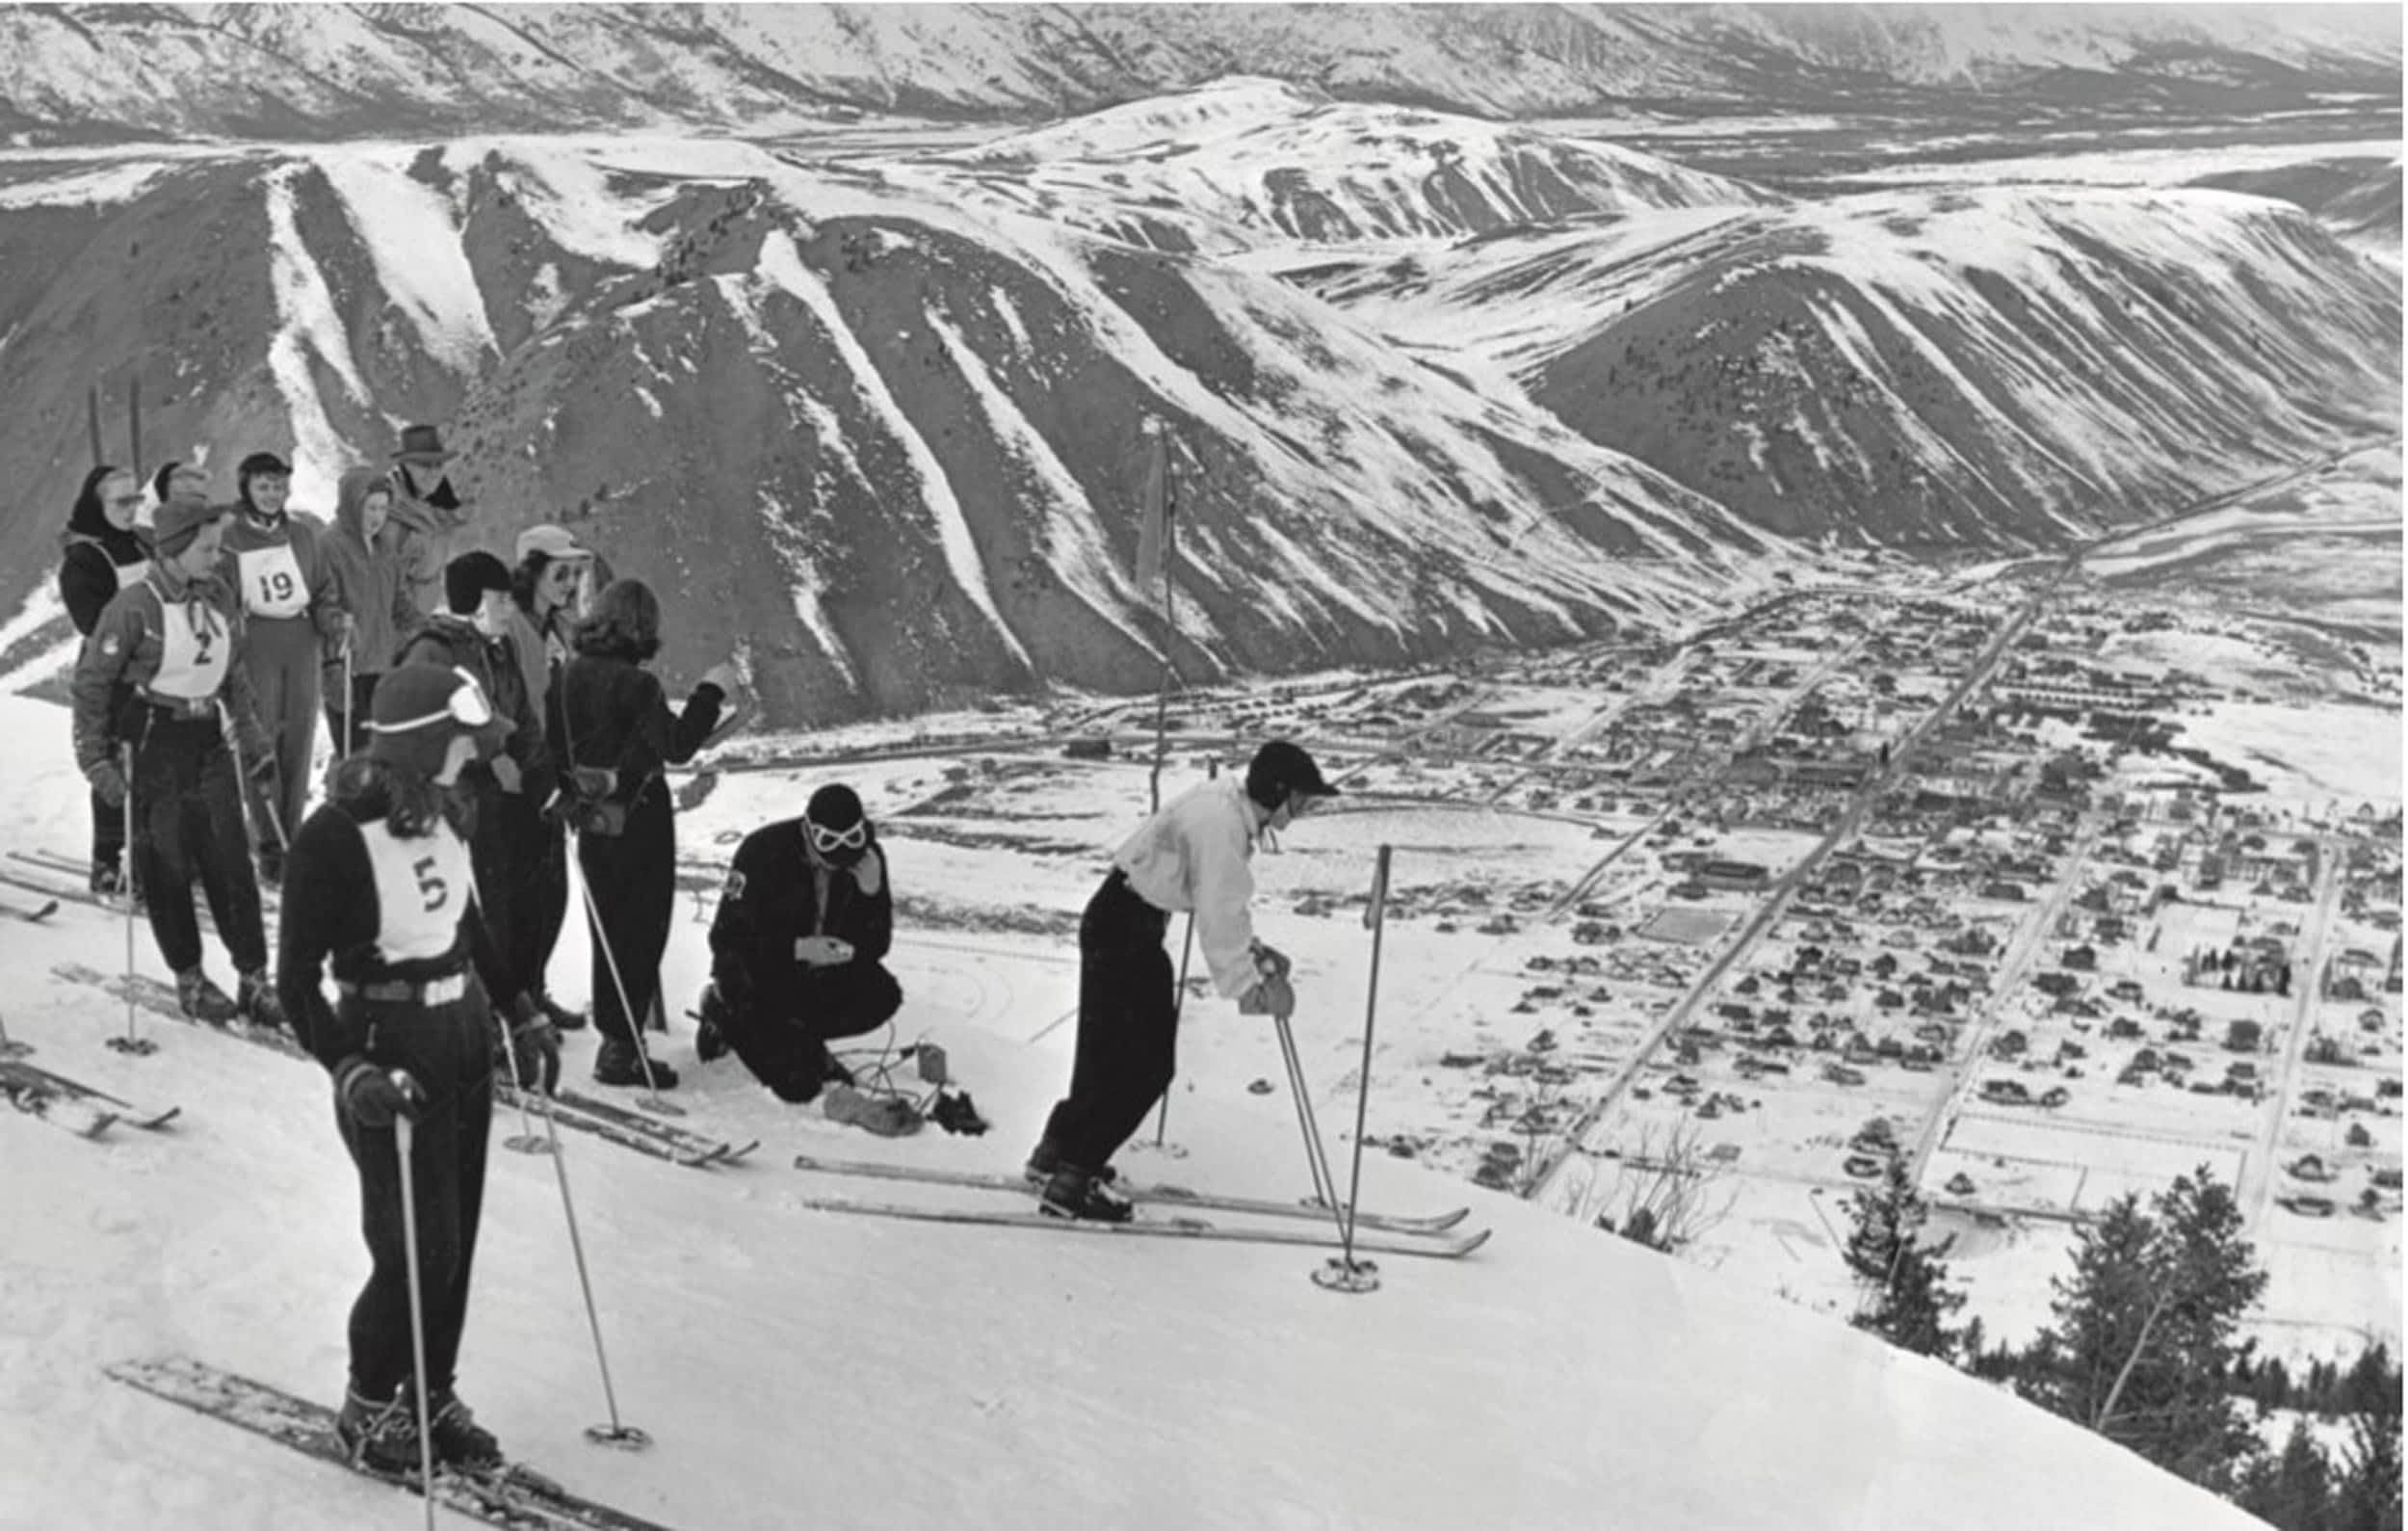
xmin=1273 ymin=184 xmax=2400 ymax=547
xmin=0 ymin=3 xmax=2395 ymax=143
xmin=0 ymin=135 xmax=1783 ymax=719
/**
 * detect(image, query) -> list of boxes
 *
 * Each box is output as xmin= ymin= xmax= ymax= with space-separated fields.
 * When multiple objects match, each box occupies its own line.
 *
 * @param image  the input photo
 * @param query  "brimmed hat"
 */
xmin=1244 ymin=740 xmax=1340 ymax=809
xmin=152 ymin=497 xmax=227 ymax=558
xmin=515 ymin=523 xmax=593 ymax=564
xmin=393 ymin=424 xmax=456 ymax=463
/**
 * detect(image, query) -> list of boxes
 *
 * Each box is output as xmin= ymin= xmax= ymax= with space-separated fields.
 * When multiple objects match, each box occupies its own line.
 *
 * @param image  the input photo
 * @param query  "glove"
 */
xmin=316 ymin=607 xmax=353 ymax=647
xmin=505 ymin=995 xmax=563 ymax=1095
xmin=1239 ymin=974 xmax=1296 ymax=1020
xmin=247 ymin=752 xmax=279 ymax=788
xmin=334 ymin=1059 xmax=424 ymax=1128
xmin=1250 ymin=942 xmax=1293 ymax=983
xmin=89 ymin=761 xmax=128 ymax=809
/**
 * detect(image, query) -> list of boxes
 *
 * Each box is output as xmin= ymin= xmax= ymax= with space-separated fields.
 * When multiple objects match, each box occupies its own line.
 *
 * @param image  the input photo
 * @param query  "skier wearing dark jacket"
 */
xmin=71 ymin=497 xmax=284 ymax=1027
xmin=698 ymin=784 xmax=903 ymax=1102
xmin=280 ymin=663 xmax=562 ymax=1477
xmin=548 ymin=577 xmax=736 ymax=1088
xmin=502 ymin=525 xmax=598 ymax=1030
xmin=57 ymin=463 xmax=153 ymax=893
xmin=393 ymin=552 xmax=556 ymax=1000
xmin=219 ymin=451 xmax=346 ymax=885
xmin=320 ymin=466 xmax=421 ymax=757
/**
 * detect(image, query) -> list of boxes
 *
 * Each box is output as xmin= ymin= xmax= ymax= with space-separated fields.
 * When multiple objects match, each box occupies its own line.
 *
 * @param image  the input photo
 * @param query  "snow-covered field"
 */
xmin=0 ymin=690 xmax=2279 ymax=1529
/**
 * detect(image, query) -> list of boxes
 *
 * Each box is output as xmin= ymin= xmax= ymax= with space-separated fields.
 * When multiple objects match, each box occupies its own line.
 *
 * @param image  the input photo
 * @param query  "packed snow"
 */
xmin=0 ymin=691 xmax=2275 ymax=1530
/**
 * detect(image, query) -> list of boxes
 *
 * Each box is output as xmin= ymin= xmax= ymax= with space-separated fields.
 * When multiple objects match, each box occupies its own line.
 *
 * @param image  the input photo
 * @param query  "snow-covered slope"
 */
xmin=1299 ymin=184 xmax=2402 ymax=546
xmin=900 ymin=77 xmax=1778 ymax=254
xmin=0 ymin=3 xmax=2394 ymax=142
xmin=0 ymin=689 xmax=2275 ymax=1531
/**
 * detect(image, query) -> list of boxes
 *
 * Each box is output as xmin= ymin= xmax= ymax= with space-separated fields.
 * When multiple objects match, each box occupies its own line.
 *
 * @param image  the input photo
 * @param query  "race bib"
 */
xmin=359 ymin=819 xmax=479 ymax=963
xmin=150 ymin=594 xmax=232 ymax=701
xmin=113 ymin=559 xmax=151 ymax=591
xmin=236 ymin=541 xmax=310 ymax=619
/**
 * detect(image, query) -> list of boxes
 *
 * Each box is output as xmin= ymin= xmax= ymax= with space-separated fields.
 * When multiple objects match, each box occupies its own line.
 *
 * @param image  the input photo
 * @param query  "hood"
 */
xmin=333 ymin=466 xmax=386 ymax=544
xmin=63 ymin=465 xmax=147 ymax=561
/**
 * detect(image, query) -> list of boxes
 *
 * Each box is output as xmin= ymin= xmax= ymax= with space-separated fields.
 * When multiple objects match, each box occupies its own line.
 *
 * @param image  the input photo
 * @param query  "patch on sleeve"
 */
xmin=722 ymin=869 xmax=746 ymax=902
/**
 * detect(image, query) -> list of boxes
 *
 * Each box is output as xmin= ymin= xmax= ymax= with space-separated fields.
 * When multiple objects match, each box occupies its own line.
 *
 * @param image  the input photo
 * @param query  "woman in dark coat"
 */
xmin=57 ymin=463 xmax=153 ymax=894
xmin=549 ymin=578 xmax=736 ymax=1087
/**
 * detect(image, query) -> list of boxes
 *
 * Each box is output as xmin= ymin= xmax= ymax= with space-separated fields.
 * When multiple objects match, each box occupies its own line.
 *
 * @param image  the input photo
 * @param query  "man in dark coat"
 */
xmin=697 ymin=784 xmax=902 ymax=1102
xmin=393 ymin=552 xmax=554 ymax=999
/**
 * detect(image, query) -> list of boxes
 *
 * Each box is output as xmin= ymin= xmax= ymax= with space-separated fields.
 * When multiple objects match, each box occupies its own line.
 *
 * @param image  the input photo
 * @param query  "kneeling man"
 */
xmin=699 ymin=784 xmax=900 ymax=1101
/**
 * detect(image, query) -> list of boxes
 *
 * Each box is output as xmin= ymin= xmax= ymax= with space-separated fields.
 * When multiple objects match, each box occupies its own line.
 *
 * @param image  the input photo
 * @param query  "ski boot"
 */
xmin=593 ymin=1037 xmax=677 ymax=1089
xmin=428 ymin=1387 xmax=504 ymax=1471
xmin=90 ymin=859 xmax=123 ymax=897
xmin=536 ymin=990 xmax=588 ymax=1032
xmin=1024 ymin=1138 xmax=1116 ymax=1188
xmin=1038 ymin=1164 xmax=1133 ymax=1224
xmin=237 ymin=969 xmax=286 ymax=1029
xmin=335 ymin=1382 xmax=421 ymax=1475
xmin=175 ymin=968 xmax=240 ymax=1026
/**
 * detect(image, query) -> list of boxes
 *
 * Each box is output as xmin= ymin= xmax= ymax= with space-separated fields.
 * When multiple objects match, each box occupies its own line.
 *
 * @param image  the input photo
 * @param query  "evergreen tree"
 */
xmin=2238 ymin=1418 xmax=2336 ymax=1531
xmin=2019 ymin=1168 xmax=2268 ymax=1493
xmin=1843 ymin=1155 xmax=1965 ymax=1359
xmin=2329 ymin=1346 xmax=2405 ymax=1531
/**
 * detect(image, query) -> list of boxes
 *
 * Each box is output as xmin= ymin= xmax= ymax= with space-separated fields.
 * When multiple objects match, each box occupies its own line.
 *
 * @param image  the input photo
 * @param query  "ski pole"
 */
xmin=487 ymin=918 xmax=556 ymax=1160
xmin=529 ymin=1082 xmax=650 ymax=1449
xmin=108 ymin=746 xmax=153 ymax=1058
xmin=572 ymin=853 xmax=681 ymax=1118
xmin=1149 ymin=759 xmax=1213 ymax=1148
xmin=1151 ymin=911 xmax=1197 ymax=1148
xmin=1272 ymin=1010 xmax=1341 ymax=1213
xmin=391 ymin=1107 xmax=441 ymax=1531
xmin=342 ymin=638 xmax=356 ymax=759
xmin=1331 ymin=845 xmax=1395 ymax=1280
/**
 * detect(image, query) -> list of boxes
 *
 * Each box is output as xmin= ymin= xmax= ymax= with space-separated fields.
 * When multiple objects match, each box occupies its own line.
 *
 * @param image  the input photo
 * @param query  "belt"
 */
xmin=141 ymin=692 xmax=218 ymax=721
xmin=340 ymin=973 xmax=469 ymax=1005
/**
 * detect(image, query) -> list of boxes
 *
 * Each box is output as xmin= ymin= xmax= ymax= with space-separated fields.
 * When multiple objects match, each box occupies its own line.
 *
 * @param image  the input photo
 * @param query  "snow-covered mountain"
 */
xmin=0 ymin=693 xmax=2284 ymax=1531
xmin=898 ymin=77 xmax=1781 ymax=253
xmin=1288 ymin=184 xmax=2401 ymax=546
xmin=0 ymin=133 xmax=1789 ymax=723
xmin=0 ymin=3 xmax=2395 ymax=143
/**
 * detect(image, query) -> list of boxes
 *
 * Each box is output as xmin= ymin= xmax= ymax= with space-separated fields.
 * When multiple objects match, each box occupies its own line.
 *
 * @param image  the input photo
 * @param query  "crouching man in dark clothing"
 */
xmin=697 ymin=784 xmax=901 ymax=1102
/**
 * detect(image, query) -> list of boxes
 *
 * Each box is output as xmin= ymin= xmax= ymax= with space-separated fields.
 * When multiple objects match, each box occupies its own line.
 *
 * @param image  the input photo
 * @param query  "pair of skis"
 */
xmin=45 ymin=963 xmax=756 ymax=1169
xmin=0 ymin=1057 xmax=180 ymax=1139
xmin=109 ymin=1357 xmax=674 ymax=1531
xmin=790 ymin=1153 xmax=1492 ymax=1259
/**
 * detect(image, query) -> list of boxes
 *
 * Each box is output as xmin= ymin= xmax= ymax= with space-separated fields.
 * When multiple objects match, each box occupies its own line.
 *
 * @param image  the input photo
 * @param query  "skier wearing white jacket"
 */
xmin=1028 ymin=739 xmax=1339 ymax=1221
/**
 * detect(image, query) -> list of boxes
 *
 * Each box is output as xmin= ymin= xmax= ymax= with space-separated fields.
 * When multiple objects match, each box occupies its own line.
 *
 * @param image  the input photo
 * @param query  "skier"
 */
xmin=549 ymin=577 xmax=736 ymax=1088
xmin=393 ymin=551 xmax=554 ymax=1001
xmin=1028 ymin=740 xmax=1337 ymax=1221
xmin=695 ymin=783 xmax=902 ymax=1103
xmin=320 ymin=466 xmax=421 ymax=759
xmin=219 ymin=451 xmax=345 ymax=886
xmin=277 ymin=663 xmax=563 ymax=1474
xmin=57 ymin=464 xmax=153 ymax=895
xmin=71 ymin=496 xmax=285 ymax=1026
xmin=384 ymin=424 xmax=472 ymax=615
xmin=502 ymin=524 xmax=596 ymax=1030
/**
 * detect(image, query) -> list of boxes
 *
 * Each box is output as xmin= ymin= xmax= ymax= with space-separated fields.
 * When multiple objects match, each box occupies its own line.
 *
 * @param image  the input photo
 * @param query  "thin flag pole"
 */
xmin=1140 ymin=421 xmax=1175 ymax=815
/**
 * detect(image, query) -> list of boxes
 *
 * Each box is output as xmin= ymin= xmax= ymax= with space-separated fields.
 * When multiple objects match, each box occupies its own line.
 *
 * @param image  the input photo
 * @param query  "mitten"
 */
xmin=89 ymin=760 xmax=128 ymax=809
xmin=506 ymin=995 xmax=563 ymax=1095
xmin=334 ymin=1059 xmax=423 ymax=1128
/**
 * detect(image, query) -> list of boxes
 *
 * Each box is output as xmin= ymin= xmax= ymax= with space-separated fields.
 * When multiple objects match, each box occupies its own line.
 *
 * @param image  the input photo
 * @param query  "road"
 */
xmin=1906 ymin=813 xmax=2107 ymax=1187
xmin=1528 ymin=586 xmax=2052 ymax=1208
xmin=2239 ymin=839 xmax=2347 ymax=1232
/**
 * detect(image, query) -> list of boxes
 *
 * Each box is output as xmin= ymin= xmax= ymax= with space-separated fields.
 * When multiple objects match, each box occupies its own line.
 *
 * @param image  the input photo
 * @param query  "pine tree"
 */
xmin=1843 ymin=1155 xmax=1964 ymax=1359
xmin=2238 ymin=1418 xmax=2337 ymax=1531
xmin=2018 ymin=1168 xmax=2268 ymax=1493
xmin=2330 ymin=1405 xmax=2404 ymax=1531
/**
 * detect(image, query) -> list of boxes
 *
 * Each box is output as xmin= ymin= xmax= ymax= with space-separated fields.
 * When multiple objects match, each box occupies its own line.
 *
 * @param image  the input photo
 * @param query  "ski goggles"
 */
xmin=370 ymin=669 xmax=497 ymax=735
xmin=807 ymin=819 xmax=870 ymax=855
